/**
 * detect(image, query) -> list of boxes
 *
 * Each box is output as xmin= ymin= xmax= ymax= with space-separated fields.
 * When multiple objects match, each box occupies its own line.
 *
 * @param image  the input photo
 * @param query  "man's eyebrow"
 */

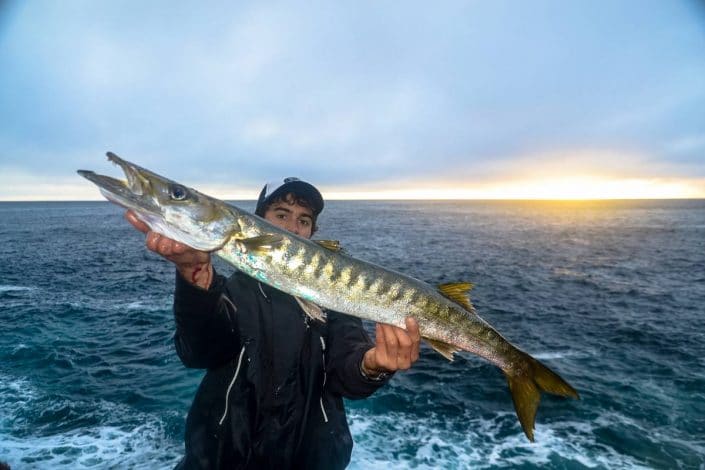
xmin=271 ymin=206 xmax=312 ymax=219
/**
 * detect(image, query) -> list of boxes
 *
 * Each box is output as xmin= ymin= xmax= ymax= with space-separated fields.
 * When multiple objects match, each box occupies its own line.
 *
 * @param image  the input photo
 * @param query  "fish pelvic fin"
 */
xmin=437 ymin=282 xmax=474 ymax=311
xmin=506 ymin=353 xmax=580 ymax=442
xmin=314 ymin=240 xmax=343 ymax=252
xmin=238 ymin=234 xmax=284 ymax=254
xmin=423 ymin=337 xmax=461 ymax=361
xmin=294 ymin=297 xmax=327 ymax=323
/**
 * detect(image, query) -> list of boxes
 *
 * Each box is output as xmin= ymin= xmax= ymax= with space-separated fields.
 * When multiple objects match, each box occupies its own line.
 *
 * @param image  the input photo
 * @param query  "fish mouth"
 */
xmin=77 ymin=152 xmax=160 ymax=214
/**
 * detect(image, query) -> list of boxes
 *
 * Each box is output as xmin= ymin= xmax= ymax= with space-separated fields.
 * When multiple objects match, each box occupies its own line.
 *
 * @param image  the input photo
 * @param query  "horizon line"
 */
xmin=2 ymin=197 xmax=704 ymax=203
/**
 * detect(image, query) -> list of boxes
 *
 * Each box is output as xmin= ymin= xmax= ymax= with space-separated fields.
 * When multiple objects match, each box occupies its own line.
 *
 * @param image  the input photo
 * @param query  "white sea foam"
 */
xmin=551 ymin=267 xmax=586 ymax=279
xmin=346 ymin=408 xmax=659 ymax=469
xmin=0 ymin=285 xmax=35 ymax=293
xmin=0 ymin=423 xmax=182 ymax=470
xmin=0 ymin=373 xmax=183 ymax=469
xmin=532 ymin=351 xmax=583 ymax=360
xmin=58 ymin=297 xmax=169 ymax=313
xmin=0 ymin=375 xmax=38 ymax=421
xmin=123 ymin=300 xmax=169 ymax=312
xmin=10 ymin=343 xmax=30 ymax=354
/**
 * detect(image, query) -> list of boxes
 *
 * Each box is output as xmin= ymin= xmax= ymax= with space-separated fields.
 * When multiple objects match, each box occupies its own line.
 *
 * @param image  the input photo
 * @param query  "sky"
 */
xmin=0 ymin=0 xmax=704 ymax=200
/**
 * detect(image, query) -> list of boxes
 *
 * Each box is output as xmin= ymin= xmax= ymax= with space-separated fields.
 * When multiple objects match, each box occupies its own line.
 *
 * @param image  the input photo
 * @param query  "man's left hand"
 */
xmin=362 ymin=317 xmax=420 ymax=376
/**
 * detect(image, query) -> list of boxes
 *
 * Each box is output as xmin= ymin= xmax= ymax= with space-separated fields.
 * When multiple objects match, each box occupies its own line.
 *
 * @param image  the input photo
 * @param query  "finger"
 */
xmin=125 ymin=210 xmax=149 ymax=233
xmin=169 ymin=241 xmax=210 ymax=262
xmin=169 ymin=251 xmax=209 ymax=267
xmin=406 ymin=317 xmax=421 ymax=363
xmin=172 ymin=241 xmax=187 ymax=255
xmin=380 ymin=324 xmax=399 ymax=367
xmin=393 ymin=327 xmax=413 ymax=369
xmin=374 ymin=323 xmax=388 ymax=364
xmin=171 ymin=241 xmax=183 ymax=255
xmin=158 ymin=237 xmax=173 ymax=256
xmin=146 ymin=232 xmax=161 ymax=252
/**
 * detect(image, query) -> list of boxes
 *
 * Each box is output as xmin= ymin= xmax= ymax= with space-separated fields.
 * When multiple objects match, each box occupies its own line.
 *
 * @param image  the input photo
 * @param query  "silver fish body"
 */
xmin=221 ymin=228 xmax=509 ymax=365
xmin=78 ymin=152 xmax=579 ymax=441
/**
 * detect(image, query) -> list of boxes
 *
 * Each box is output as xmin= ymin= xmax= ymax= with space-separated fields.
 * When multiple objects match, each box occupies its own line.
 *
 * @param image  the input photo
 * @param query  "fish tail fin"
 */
xmin=505 ymin=353 xmax=579 ymax=442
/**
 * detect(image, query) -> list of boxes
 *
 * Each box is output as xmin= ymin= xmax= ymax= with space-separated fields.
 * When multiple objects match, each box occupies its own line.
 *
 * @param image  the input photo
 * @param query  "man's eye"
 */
xmin=300 ymin=219 xmax=311 ymax=226
xmin=276 ymin=214 xmax=286 ymax=219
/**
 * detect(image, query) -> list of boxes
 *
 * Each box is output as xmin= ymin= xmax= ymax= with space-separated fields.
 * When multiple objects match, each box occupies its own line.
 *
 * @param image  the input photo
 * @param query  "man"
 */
xmin=126 ymin=177 xmax=420 ymax=469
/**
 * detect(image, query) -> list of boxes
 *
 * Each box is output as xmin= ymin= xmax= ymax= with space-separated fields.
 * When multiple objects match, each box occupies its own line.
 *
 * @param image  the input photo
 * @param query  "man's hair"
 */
xmin=260 ymin=192 xmax=319 ymax=234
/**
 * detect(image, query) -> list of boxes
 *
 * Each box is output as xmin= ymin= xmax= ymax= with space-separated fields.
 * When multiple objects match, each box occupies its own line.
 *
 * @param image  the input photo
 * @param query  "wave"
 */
xmin=532 ymin=351 xmax=584 ymax=361
xmin=123 ymin=300 xmax=170 ymax=312
xmin=0 ymin=373 xmax=183 ymax=470
xmin=0 ymin=285 xmax=35 ymax=293
xmin=0 ymin=423 xmax=182 ymax=470
xmin=345 ymin=407 xmax=699 ymax=469
xmin=40 ymin=297 xmax=170 ymax=314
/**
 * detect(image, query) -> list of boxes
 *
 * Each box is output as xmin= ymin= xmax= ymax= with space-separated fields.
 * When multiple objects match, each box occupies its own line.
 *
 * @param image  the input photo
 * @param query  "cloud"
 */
xmin=0 ymin=1 xmax=704 ymax=199
xmin=0 ymin=168 xmax=101 ymax=201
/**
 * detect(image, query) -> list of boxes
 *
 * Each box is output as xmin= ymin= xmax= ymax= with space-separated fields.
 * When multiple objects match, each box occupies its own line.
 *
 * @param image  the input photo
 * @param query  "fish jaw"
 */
xmin=78 ymin=152 xmax=237 ymax=251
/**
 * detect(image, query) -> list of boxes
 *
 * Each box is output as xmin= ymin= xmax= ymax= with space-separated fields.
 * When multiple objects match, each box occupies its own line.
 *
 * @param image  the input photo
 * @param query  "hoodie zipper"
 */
xmin=319 ymin=336 xmax=329 ymax=423
xmin=219 ymin=345 xmax=247 ymax=426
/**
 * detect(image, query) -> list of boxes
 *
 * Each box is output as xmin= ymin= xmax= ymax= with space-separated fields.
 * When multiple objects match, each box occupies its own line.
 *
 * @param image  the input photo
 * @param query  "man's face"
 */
xmin=263 ymin=194 xmax=314 ymax=239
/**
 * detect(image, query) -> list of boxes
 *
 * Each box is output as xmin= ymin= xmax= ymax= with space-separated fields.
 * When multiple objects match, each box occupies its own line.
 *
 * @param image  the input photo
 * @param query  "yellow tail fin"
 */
xmin=505 ymin=354 xmax=579 ymax=441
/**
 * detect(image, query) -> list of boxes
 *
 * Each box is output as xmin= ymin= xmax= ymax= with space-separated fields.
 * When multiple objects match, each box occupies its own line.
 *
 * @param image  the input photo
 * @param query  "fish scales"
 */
xmin=230 ymin=231 xmax=499 ymax=353
xmin=226 ymin=213 xmax=528 ymax=367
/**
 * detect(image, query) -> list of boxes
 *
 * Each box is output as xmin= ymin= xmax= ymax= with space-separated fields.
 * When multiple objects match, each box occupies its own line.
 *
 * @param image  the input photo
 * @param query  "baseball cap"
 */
xmin=255 ymin=177 xmax=324 ymax=217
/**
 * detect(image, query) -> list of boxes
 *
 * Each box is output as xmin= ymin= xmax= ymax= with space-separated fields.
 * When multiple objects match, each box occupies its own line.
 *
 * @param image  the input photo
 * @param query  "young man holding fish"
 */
xmin=126 ymin=178 xmax=420 ymax=469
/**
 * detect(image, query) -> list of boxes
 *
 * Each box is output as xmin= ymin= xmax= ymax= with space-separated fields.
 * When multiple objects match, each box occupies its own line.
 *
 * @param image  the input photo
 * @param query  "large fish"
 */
xmin=78 ymin=152 xmax=579 ymax=441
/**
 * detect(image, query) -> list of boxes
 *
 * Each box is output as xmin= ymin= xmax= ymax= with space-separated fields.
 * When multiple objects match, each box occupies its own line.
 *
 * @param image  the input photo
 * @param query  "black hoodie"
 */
xmin=172 ymin=269 xmax=390 ymax=469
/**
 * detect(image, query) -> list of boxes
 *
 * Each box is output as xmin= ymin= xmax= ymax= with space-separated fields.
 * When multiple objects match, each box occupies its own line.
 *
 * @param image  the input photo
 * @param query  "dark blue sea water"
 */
xmin=1 ymin=200 xmax=704 ymax=469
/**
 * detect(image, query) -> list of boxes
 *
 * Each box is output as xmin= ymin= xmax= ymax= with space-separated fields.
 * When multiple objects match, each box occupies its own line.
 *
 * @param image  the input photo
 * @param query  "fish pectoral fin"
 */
xmin=437 ymin=282 xmax=474 ymax=311
xmin=314 ymin=240 xmax=343 ymax=252
xmin=294 ymin=297 xmax=327 ymax=323
xmin=238 ymin=234 xmax=284 ymax=254
xmin=423 ymin=337 xmax=461 ymax=362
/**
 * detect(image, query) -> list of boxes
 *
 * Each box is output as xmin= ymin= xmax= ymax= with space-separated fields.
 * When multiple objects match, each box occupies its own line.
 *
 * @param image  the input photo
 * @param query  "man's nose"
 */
xmin=286 ymin=219 xmax=300 ymax=235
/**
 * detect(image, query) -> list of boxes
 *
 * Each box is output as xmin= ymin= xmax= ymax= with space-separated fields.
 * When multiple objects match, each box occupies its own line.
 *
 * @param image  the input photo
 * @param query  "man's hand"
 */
xmin=362 ymin=317 xmax=420 ymax=377
xmin=125 ymin=210 xmax=213 ymax=289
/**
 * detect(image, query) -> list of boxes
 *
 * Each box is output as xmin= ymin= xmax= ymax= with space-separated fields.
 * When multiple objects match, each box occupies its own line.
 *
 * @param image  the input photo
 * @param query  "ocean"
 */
xmin=1 ymin=200 xmax=704 ymax=469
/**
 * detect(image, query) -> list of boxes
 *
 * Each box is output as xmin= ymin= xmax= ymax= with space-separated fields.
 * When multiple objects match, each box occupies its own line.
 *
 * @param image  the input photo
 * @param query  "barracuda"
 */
xmin=78 ymin=152 xmax=579 ymax=441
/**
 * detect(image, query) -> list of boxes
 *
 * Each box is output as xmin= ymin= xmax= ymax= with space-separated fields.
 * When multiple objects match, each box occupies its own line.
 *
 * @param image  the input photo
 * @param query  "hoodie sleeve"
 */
xmin=325 ymin=311 xmax=393 ymax=399
xmin=173 ymin=268 xmax=241 ymax=369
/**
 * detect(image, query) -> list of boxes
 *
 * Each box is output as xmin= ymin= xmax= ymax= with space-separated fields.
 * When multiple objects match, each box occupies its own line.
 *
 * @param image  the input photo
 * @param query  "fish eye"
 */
xmin=170 ymin=185 xmax=188 ymax=201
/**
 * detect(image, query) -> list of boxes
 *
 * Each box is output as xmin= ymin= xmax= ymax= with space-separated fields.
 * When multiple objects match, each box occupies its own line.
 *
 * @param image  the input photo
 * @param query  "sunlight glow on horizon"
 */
xmin=321 ymin=176 xmax=705 ymax=200
xmin=3 ymin=175 xmax=703 ymax=201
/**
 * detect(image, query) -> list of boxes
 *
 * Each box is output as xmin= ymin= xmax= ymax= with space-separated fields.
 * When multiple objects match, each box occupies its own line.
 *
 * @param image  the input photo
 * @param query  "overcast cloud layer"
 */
xmin=1 ymin=0 xmax=704 ymax=199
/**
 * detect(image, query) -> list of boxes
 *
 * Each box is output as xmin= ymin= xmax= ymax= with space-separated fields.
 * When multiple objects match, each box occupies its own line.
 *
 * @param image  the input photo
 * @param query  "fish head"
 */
xmin=78 ymin=152 xmax=237 ymax=251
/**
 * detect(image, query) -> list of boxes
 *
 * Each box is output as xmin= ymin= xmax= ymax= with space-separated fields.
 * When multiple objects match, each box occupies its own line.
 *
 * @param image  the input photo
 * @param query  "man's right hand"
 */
xmin=125 ymin=210 xmax=213 ymax=289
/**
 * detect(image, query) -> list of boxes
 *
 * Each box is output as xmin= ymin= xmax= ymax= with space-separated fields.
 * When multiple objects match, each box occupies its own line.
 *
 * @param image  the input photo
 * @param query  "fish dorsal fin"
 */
xmin=314 ymin=240 xmax=343 ymax=252
xmin=423 ymin=337 xmax=461 ymax=362
xmin=238 ymin=234 xmax=284 ymax=254
xmin=295 ymin=297 xmax=327 ymax=323
xmin=437 ymin=282 xmax=474 ymax=310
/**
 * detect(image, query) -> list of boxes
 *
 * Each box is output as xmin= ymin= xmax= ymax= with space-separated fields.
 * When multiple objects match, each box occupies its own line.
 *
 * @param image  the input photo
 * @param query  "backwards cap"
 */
xmin=254 ymin=177 xmax=324 ymax=217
